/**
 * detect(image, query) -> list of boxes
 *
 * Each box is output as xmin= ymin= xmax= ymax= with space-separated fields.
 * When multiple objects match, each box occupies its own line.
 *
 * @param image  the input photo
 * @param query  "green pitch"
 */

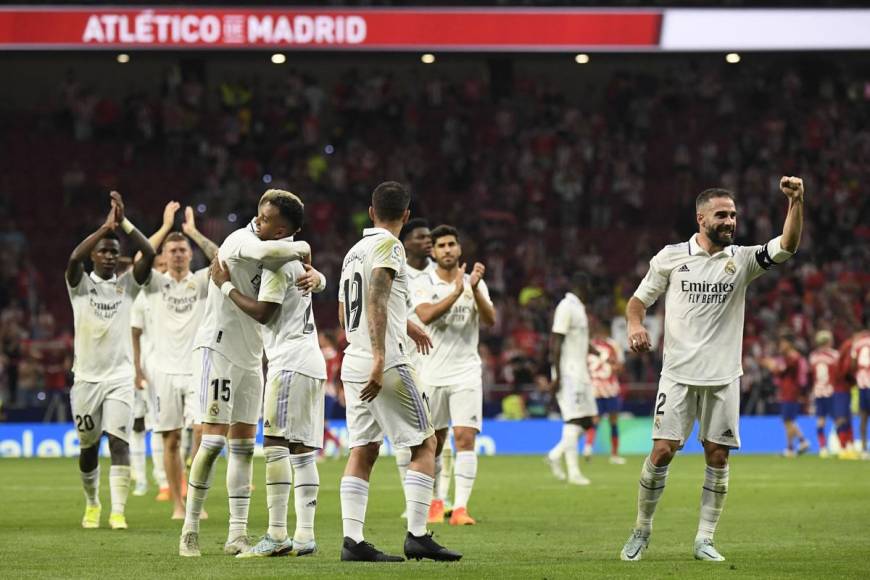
xmin=1 ymin=454 xmax=867 ymax=579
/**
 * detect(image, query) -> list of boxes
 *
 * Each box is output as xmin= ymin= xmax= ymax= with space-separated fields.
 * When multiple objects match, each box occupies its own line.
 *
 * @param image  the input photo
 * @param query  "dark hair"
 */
xmin=371 ymin=181 xmax=410 ymax=221
xmin=260 ymin=189 xmax=305 ymax=231
xmin=100 ymin=230 xmax=120 ymax=242
xmin=165 ymin=231 xmax=190 ymax=245
xmin=431 ymin=224 xmax=459 ymax=245
xmin=400 ymin=218 xmax=429 ymax=242
xmin=695 ymin=188 xmax=736 ymax=211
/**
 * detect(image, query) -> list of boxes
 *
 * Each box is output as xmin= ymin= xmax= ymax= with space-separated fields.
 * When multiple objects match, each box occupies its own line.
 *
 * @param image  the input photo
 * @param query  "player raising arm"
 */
xmin=621 ymin=177 xmax=803 ymax=563
xmin=66 ymin=191 xmax=156 ymax=531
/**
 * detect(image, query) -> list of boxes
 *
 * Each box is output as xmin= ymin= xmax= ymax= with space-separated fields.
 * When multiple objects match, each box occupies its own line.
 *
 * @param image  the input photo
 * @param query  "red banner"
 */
xmin=0 ymin=8 xmax=662 ymax=50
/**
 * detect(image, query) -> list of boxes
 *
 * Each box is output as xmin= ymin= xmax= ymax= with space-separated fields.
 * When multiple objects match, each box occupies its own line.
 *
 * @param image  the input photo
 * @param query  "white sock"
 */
xmin=433 ymin=455 xmax=443 ymax=501
xmin=109 ymin=465 xmax=131 ymax=515
xmin=340 ymin=476 xmax=369 ymax=543
xmin=151 ymin=433 xmax=168 ymax=488
xmin=405 ymin=470 xmax=434 ymax=537
xmin=635 ymin=457 xmax=670 ymax=535
xmin=227 ymin=438 xmax=255 ymax=540
xmin=81 ymin=466 xmax=100 ymax=507
xmin=439 ymin=447 xmax=453 ymax=502
xmin=395 ymin=446 xmax=411 ymax=489
xmin=182 ymin=434 xmax=225 ymax=534
xmin=453 ymin=451 xmax=478 ymax=510
xmin=696 ymin=464 xmax=729 ymax=541
xmin=181 ymin=428 xmax=192 ymax=463
xmin=290 ymin=451 xmax=320 ymax=544
xmin=548 ymin=425 xmax=568 ymax=461
xmin=130 ymin=430 xmax=146 ymax=484
xmin=563 ymin=424 xmax=583 ymax=479
xmin=264 ymin=446 xmax=291 ymax=541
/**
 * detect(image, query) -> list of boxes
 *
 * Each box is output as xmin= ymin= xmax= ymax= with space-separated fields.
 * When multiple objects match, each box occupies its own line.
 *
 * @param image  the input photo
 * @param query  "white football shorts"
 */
xmin=193 ymin=347 xmax=264 ymax=426
xmin=344 ymin=364 xmax=434 ymax=449
xmin=263 ymin=368 xmax=325 ymax=449
xmin=556 ymin=375 xmax=598 ymax=422
xmin=652 ymin=376 xmax=741 ymax=449
xmin=427 ymin=376 xmax=483 ymax=432
xmin=70 ymin=377 xmax=134 ymax=448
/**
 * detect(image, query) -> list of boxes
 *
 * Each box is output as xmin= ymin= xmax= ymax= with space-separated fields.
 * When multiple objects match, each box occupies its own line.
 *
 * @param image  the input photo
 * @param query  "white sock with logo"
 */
xmin=340 ymin=476 xmax=369 ymax=543
xmin=81 ymin=466 xmax=100 ymax=507
xmin=182 ymin=434 xmax=224 ymax=534
xmin=290 ymin=451 xmax=320 ymax=544
xmin=227 ymin=438 xmax=255 ymax=540
xmin=696 ymin=464 xmax=729 ymax=541
xmin=109 ymin=465 xmax=131 ymax=515
xmin=635 ymin=457 xmax=670 ymax=535
xmin=453 ymin=451 xmax=478 ymax=510
xmin=404 ymin=470 xmax=434 ymax=537
xmin=264 ymin=446 xmax=291 ymax=541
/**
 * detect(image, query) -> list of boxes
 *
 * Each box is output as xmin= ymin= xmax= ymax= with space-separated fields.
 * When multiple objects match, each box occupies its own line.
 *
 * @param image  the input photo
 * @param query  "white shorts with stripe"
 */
xmin=263 ymin=368 xmax=325 ymax=449
xmin=70 ymin=378 xmax=133 ymax=448
xmin=427 ymin=377 xmax=483 ymax=432
xmin=193 ymin=347 xmax=264 ymax=426
xmin=652 ymin=376 xmax=741 ymax=449
xmin=556 ymin=375 xmax=598 ymax=422
xmin=344 ymin=364 xmax=434 ymax=449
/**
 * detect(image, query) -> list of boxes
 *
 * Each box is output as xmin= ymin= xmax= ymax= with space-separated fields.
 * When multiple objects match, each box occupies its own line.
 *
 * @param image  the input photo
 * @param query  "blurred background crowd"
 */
xmin=0 ymin=51 xmax=867 ymax=421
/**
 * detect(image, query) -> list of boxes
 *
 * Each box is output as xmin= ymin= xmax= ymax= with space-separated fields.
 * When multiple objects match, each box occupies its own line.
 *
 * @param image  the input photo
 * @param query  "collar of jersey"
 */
xmin=565 ymin=291 xmax=582 ymax=304
xmin=89 ymin=271 xmax=117 ymax=284
xmin=363 ymin=227 xmax=396 ymax=239
xmin=688 ymin=234 xmax=735 ymax=258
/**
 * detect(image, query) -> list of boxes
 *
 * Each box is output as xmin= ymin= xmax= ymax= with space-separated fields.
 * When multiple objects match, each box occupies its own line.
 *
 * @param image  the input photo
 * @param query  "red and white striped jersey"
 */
xmin=809 ymin=347 xmax=839 ymax=398
xmin=850 ymin=332 xmax=870 ymax=389
xmin=589 ymin=337 xmax=623 ymax=399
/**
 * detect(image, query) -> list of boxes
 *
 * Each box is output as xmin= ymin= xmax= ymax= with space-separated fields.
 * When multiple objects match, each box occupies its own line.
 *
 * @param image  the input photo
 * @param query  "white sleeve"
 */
xmin=475 ymin=278 xmax=493 ymax=307
xmin=411 ymin=277 xmax=435 ymax=308
xmin=130 ymin=295 xmax=147 ymax=330
xmin=66 ymin=273 xmax=91 ymax=299
xmin=238 ymin=240 xmax=311 ymax=269
xmin=633 ymin=251 xmax=670 ymax=308
xmin=257 ymin=267 xmax=288 ymax=305
xmin=551 ymin=301 xmax=571 ymax=335
xmin=745 ymin=235 xmax=795 ymax=280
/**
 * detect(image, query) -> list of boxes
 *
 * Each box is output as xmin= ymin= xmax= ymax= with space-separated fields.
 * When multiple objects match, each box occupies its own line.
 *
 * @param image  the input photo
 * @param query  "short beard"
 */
xmin=706 ymin=226 xmax=733 ymax=247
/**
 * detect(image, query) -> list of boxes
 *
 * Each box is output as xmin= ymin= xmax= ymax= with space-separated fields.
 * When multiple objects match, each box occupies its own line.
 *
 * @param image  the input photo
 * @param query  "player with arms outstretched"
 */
xmin=66 ymin=191 xmax=156 ymax=530
xmin=621 ymin=177 xmax=804 ymax=562
xmin=179 ymin=190 xmax=311 ymax=557
xmin=338 ymin=182 xmax=460 ymax=562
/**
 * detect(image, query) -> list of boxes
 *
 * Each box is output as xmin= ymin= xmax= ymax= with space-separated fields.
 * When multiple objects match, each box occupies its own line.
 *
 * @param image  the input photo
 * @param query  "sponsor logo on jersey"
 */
xmin=680 ymin=280 xmax=735 ymax=304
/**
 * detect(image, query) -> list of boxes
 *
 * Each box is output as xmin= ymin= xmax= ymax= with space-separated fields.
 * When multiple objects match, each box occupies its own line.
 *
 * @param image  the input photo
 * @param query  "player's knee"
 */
xmin=704 ymin=445 xmax=729 ymax=468
xmin=108 ymin=435 xmax=130 ymax=463
xmin=650 ymin=441 xmax=677 ymax=466
xmin=133 ymin=417 xmax=146 ymax=433
xmin=264 ymin=435 xmax=289 ymax=449
xmin=454 ymin=429 xmax=476 ymax=451
xmin=163 ymin=431 xmax=181 ymax=452
xmin=413 ymin=435 xmax=437 ymax=459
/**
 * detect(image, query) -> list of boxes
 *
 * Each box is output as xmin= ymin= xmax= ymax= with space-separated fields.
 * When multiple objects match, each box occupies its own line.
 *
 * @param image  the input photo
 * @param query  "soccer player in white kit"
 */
xmin=137 ymin=202 xmax=218 ymax=519
xmin=66 ymin=191 xmax=156 ymax=530
xmin=620 ymin=177 xmax=805 ymax=562
xmin=209 ymin=208 xmax=329 ymax=558
xmin=393 ymin=218 xmax=436 ymax=517
xmin=413 ymin=225 xmax=496 ymax=526
xmin=179 ymin=190 xmax=311 ymax=557
xmin=338 ymin=182 xmax=461 ymax=562
xmin=546 ymin=273 xmax=596 ymax=486
xmin=130 ymin=251 xmax=169 ymax=500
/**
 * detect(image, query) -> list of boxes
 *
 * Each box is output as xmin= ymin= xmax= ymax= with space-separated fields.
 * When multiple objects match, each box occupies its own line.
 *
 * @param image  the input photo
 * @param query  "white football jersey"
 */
xmin=68 ymin=270 xmax=142 ymax=382
xmin=634 ymin=234 xmax=793 ymax=386
xmin=130 ymin=292 xmax=154 ymax=368
xmin=258 ymin=261 xmax=327 ymax=379
xmin=193 ymin=225 xmax=266 ymax=370
xmin=551 ymin=292 xmax=591 ymax=383
xmin=339 ymin=227 xmax=411 ymax=383
xmin=406 ymin=259 xmax=436 ymax=370
xmin=414 ymin=271 xmax=491 ymax=386
xmin=141 ymin=268 xmax=209 ymax=374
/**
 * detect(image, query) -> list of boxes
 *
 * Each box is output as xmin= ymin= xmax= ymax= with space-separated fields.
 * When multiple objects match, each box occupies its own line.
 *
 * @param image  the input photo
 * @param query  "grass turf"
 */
xmin=0 ymin=454 xmax=867 ymax=579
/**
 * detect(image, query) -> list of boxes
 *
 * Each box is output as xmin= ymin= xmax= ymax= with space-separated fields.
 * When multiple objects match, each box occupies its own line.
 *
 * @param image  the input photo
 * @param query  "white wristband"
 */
xmin=121 ymin=218 xmax=135 ymax=234
xmin=220 ymin=281 xmax=235 ymax=297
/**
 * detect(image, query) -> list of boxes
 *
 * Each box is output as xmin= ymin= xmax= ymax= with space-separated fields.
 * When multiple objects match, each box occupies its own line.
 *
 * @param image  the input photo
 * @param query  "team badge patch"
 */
xmin=724 ymin=260 xmax=737 ymax=275
xmin=210 ymin=403 xmax=220 ymax=417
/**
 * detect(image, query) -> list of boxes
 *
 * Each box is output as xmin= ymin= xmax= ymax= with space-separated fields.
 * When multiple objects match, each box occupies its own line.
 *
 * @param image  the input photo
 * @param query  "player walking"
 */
xmin=586 ymin=322 xmax=627 ymax=464
xmin=620 ymin=177 xmax=804 ymax=562
xmin=809 ymin=330 xmax=839 ymax=457
xmin=546 ymin=273 xmax=597 ymax=485
xmin=67 ymin=191 xmax=156 ymax=530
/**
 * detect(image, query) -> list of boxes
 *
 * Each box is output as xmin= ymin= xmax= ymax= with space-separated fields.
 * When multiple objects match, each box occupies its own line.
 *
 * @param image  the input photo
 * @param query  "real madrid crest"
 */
xmin=724 ymin=260 xmax=737 ymax=275
xmin=210 ymin=403 xmax=220 ymax=417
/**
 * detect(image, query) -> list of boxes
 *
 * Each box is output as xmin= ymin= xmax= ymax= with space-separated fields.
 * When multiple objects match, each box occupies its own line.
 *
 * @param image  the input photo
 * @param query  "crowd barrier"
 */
xmin=0 ymin=416 xmax=862 ymax=458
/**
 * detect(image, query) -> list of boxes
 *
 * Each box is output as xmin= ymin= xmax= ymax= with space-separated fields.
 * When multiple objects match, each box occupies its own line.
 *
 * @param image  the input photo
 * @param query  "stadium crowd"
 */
xmin=0 ymin=54 xmax=867 ymax=418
